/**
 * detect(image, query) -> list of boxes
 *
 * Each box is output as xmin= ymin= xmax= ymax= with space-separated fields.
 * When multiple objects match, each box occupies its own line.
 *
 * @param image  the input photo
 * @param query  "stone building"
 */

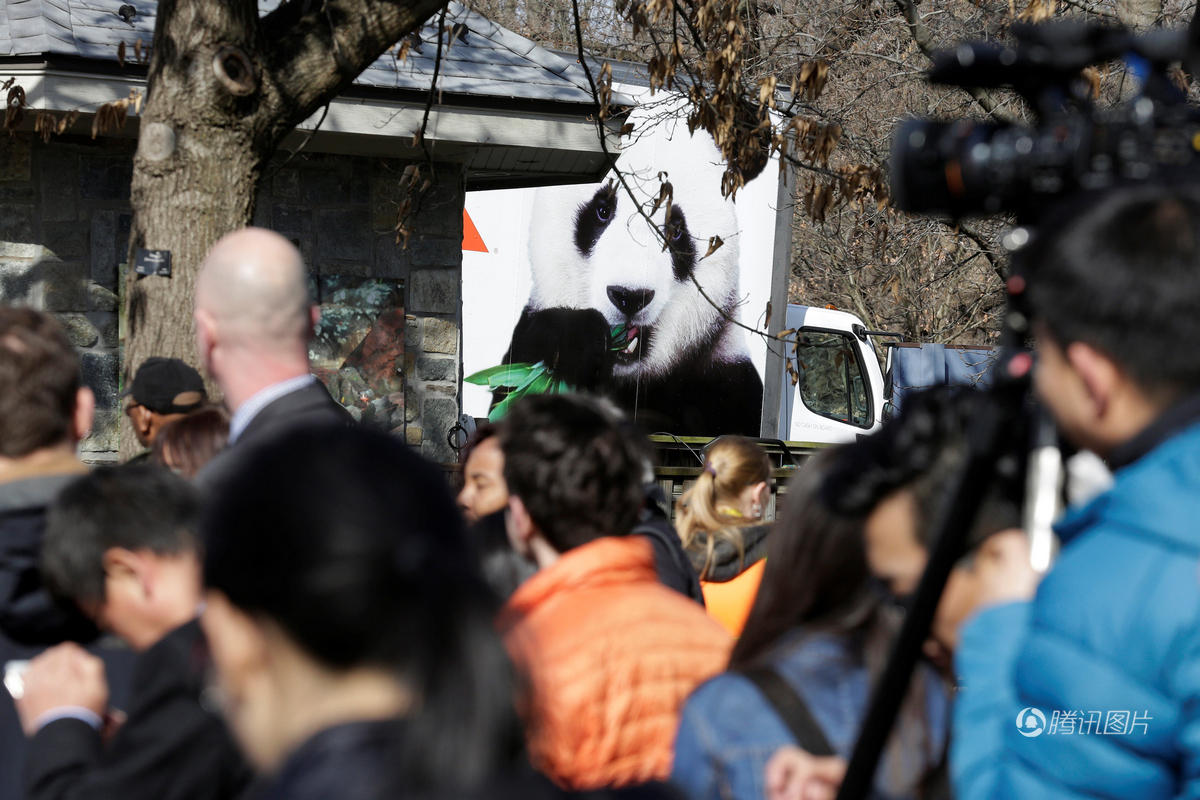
xmin=0 ymin=0 xmax=621 ymax=463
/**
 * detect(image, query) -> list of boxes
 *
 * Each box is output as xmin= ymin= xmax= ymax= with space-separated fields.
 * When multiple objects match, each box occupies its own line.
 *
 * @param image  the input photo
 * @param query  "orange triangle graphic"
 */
xmin=462 ymin=209 xmax=488 ymax=252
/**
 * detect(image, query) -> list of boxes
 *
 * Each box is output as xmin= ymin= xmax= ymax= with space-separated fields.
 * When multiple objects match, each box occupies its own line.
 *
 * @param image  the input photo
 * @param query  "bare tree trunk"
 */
xmin=119 ymin=0 xmax=447 ymax=457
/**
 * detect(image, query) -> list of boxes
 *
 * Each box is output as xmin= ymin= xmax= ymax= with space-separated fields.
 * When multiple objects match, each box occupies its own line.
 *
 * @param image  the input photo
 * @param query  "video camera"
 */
xmin=836 ymin=19 xmax=1200 ymax=800
xmin=890 ymin=21 xmax=1200 ymax=219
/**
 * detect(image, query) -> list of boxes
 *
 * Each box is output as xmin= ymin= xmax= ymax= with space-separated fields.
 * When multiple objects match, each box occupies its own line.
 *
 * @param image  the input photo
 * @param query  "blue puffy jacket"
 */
xmin=953 ymin=420 xmax=1200 ymax=799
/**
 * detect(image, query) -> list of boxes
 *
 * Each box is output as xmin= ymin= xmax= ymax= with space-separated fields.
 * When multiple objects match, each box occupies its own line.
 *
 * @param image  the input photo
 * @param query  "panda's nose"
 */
xmin=607 ymin=286 xmax=655 ymax=316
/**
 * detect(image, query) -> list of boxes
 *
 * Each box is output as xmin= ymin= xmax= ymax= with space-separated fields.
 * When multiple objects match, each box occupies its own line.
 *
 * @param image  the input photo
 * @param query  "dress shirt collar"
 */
xmin=228 ymin=374 xmax=317 ymax=444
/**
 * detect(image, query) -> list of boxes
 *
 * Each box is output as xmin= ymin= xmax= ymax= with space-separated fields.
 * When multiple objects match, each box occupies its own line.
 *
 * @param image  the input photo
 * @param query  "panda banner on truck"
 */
xmin=462 ymin=88 xmax=786 ymax=437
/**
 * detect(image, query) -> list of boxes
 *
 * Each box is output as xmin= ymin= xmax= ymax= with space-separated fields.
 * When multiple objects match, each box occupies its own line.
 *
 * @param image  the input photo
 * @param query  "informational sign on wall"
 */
xmin=462 ymin=88 xmax=786 ymax=437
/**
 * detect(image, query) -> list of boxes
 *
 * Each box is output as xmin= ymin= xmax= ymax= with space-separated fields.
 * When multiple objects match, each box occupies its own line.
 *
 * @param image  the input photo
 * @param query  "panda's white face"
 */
xmin=528 ymin=107 xmax=743 ymax=378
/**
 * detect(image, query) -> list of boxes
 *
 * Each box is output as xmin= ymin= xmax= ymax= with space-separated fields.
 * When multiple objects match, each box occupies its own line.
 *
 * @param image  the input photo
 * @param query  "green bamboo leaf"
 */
xmin=488 ymin=392 xmax=519 ymax=422
xmin=465 ymin=363 xmax=526 ymax=386
xmin=527 ymin=371 xmax=553 ymax=395
xmin=511 ymin=362 xmax=548 ymax=395
xmin=465 ymin=362 xmax=543 ymax=389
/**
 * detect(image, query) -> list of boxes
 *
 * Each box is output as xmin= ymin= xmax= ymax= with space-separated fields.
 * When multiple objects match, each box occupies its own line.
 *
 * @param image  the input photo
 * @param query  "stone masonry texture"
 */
xmin=0 ymin=135 xmax=466 ymax=465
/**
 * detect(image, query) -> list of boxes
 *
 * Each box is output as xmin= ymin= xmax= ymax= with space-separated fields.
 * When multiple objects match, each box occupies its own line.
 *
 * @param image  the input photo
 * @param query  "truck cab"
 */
xmin=773 ymin=305 xmax=995 ymax=445
xmin=777 ymin=305 xmax=886 ymax=444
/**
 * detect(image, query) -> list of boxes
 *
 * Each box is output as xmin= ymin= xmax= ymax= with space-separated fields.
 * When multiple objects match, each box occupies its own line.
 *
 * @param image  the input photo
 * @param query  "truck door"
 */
xmin=780 ymin=306 xmax=884 ymax=444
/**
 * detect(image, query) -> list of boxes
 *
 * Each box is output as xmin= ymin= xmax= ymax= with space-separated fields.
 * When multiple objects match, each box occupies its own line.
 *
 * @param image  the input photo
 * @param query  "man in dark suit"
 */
xmin=14 ymin=464 xmax=250 ymax=800
xmin=192 ymin=228 xmax=350 ymax=485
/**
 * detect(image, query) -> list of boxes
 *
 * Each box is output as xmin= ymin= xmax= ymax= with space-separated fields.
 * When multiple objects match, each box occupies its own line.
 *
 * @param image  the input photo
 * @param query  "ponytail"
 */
xmin=676 ymin=436 xmax=772 ymax=578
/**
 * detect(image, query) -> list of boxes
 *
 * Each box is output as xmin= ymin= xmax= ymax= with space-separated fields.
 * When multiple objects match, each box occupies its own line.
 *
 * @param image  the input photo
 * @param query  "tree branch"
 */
xmin=952 ymin=221 xmax=1005 ymax=283
xmin=893 ymin=0 xmax=1022 ymax=125
xmin=259 ymin=0 xmax=450 ymax=141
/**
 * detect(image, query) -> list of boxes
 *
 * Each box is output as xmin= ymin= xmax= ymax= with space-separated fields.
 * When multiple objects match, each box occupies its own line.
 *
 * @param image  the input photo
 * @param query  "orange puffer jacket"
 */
xmin=501 ymin=536 xmax=733 ymax=790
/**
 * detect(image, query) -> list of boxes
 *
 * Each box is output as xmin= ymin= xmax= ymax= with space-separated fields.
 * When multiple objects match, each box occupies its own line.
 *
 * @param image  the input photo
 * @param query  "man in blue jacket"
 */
xmin=951 ymin=183 xmax=1200 ymax=798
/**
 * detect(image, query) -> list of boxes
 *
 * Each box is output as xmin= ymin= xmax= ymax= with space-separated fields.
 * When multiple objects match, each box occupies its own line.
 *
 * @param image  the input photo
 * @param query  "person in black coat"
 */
xmin=0 ymin=309 xmax=137 ymax=800
xmin=200 ymin=425 xmax=680 ymax=800
xmin=14 ymin=465 xmax=250 ymax=800
xmin=192 ymin=228 xmax=352 ymax=489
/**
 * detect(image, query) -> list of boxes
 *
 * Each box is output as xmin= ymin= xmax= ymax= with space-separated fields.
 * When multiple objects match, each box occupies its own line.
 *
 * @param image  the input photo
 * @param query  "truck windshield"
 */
xmin=795 ymin=330 xmax=871 ymax=428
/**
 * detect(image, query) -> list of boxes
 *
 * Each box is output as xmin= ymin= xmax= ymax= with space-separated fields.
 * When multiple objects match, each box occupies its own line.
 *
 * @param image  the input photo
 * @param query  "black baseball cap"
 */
xmin=124 ymin=357 xmax=207 ymax=414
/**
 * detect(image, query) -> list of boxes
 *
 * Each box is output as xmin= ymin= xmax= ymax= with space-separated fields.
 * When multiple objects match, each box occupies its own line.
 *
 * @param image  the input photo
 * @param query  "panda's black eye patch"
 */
xmin=574 ymin=184 xmax=618 ymax=257
xmin=663 ymin=207 xmax=696 ymax=281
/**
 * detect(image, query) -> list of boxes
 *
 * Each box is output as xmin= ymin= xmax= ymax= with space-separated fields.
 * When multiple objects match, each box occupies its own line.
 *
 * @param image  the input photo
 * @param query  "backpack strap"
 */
xmin=738 ymin=665 xmax=836 ymax=757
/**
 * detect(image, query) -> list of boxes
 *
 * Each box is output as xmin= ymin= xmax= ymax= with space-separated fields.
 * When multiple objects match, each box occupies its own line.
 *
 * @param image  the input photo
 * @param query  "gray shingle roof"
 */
xmin=1 ymin=0 xmax=621 ymax=106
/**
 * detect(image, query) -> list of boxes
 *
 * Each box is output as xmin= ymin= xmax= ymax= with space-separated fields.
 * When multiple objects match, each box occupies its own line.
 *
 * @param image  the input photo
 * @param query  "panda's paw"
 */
xmin=513 ymin=307 xmax=614 ymax=390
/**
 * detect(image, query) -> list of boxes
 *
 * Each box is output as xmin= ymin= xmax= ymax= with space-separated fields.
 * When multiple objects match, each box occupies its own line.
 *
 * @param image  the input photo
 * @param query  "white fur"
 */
xmin=526 ymin=98 xmax=753 ymax=378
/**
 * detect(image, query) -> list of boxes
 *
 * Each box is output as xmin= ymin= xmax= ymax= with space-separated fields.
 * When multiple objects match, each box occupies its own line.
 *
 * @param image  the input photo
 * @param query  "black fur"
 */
xmin=609 ymin=344 xmax=763 ymax=437
xmin=663 ymin=207 xmax=697 ymax=281
xmin=573 ymin=184 xmax=618 ymax=257
xmin=495 ymin=306 xmax=763 ymax=437
xmin=497 ymin=307 xmax=613 ymax=392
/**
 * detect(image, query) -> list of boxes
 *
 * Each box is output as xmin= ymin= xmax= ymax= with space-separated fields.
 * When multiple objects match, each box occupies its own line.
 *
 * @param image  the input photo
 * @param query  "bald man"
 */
xmin=193 ymin=228 xmax=350 ymax=484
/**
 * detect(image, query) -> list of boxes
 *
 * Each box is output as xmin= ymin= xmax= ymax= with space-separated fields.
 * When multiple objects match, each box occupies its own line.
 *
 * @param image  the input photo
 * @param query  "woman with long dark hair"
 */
xmin=671 ymin=455 xmax=949 ymax=800
xmin=199 ymin=425 xmax=676 ymax=800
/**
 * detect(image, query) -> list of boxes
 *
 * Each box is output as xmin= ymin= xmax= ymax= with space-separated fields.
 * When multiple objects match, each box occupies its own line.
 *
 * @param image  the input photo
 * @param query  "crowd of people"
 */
xmin=0 ymin=181 xmax=1199 ymax=800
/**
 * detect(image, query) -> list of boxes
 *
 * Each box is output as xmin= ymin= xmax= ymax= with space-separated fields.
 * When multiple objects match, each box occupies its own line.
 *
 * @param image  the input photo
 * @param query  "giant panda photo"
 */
xmin=463 ymin=92 xmax=777 ymax=438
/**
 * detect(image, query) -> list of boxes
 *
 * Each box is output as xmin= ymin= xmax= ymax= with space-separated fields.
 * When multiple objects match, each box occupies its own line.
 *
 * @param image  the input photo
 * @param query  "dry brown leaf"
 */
xmin=56 ymin=110 xmax=79 ymax=135
xmin=758 ymin=75 xmax=777 ymax=109
xmin=118 ymin=41 xmax=126 ymax=67
xmin=1081 ymin=66 xmax=1102 ymax=100
xmin=6 ymin=85 xmax=27 ymax=130
xmin=703 ymin=234 xmax=724 ymax=258
xmin=650 ymin=177 xmax=674 ymax=215
xmin=1016 ymin=0 xmax=1056 ymax=22
xmin=91 ymin=98 xmax=130 ymax=139
xmin=34 ymin=111 xmax=54 ymax=143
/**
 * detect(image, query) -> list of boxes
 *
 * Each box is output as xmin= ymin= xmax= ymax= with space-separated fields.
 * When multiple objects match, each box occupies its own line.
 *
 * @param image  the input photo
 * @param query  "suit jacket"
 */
xmin=23 ymin=619 xmax=251 ymax=800
xmin=198 ymin=378 xmax=352 ymax=490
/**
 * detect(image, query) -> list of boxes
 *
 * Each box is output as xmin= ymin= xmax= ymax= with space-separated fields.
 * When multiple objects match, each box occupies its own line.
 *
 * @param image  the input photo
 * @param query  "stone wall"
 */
xmin=0 ymin=133 xmax=465 ymax=465
xmin=0 ymin=135 xmax=132 ymax=463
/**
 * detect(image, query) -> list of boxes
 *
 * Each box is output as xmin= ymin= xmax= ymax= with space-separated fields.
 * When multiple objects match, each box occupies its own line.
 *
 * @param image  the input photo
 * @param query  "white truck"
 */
xmin=771 ymin=304 xmax=995 ymax=445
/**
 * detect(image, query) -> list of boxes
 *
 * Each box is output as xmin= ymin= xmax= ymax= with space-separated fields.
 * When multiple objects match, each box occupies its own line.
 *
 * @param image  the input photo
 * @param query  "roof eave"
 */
xmin=0 ymin=58 xmax=623 ymax=187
